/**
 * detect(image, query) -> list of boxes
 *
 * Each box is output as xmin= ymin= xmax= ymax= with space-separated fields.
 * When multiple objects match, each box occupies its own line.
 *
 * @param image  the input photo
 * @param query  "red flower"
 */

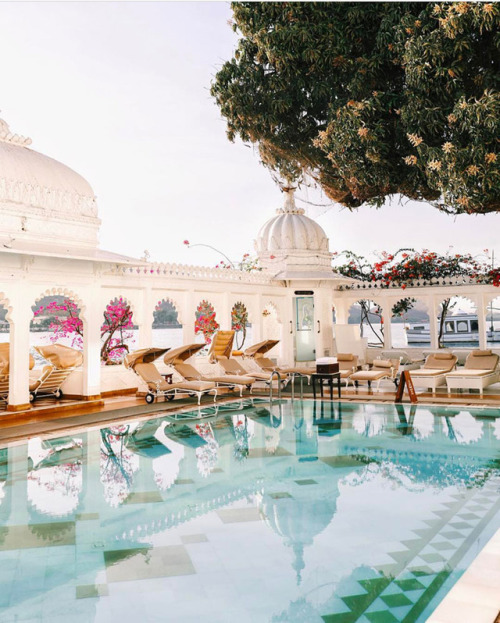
xmin=183 ymin=240 xmax=190 ymax=245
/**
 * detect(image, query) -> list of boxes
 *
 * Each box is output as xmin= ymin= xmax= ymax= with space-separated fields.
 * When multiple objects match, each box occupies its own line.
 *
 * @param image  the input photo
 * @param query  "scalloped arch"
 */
xmin=262 ymin=300 xmax=282 ymax=323
xmin=32 ymin=287 xmax=87 ymax=320
xmin=0 ymin=291 xmax=13 ymax=324
xmin=155 ymin=296 xmax=183 ymax=326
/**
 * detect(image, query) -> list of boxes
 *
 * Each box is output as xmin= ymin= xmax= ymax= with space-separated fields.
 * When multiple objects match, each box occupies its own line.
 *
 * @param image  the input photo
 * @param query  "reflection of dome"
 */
xmin=0 ymin=117 xmax=100 ymax=250
xmin=258 ymin=485 xmax=338 ymax=584
xmin=254 ymin=188 xmax=335 ymax=280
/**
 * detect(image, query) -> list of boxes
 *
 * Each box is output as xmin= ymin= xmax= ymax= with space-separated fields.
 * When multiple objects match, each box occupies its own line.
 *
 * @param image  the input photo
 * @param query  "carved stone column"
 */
xmin=82 ymin=289 xmax=102 ymax=399
xmin=8 ymin=289 xmax=31 ymax=410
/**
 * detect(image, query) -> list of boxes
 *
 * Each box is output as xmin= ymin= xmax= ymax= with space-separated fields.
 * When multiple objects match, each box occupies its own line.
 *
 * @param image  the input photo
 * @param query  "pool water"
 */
xmin=0 ymin=399 xmax=499 ymax=622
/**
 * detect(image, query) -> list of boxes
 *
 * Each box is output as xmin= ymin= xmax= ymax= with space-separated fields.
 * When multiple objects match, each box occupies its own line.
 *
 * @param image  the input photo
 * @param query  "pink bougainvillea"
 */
xmin=194 ymin=300 xmax=219 ymax=344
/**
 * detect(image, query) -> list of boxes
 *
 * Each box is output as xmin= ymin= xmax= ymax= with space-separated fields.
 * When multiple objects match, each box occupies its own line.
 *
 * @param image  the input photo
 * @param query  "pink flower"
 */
xmin=270 ymin=255 xmax=276 ymax=260
xmin=183 ymin=240 xmax=190 ymax=245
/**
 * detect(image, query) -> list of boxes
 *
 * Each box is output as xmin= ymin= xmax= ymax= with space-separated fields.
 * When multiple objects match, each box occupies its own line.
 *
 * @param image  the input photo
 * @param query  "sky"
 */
xmin=0 ymin=1 xmax=499 ymax=267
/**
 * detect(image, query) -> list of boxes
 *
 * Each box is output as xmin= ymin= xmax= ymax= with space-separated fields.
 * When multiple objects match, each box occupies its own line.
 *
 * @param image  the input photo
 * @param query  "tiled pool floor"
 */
xmin=0 ymin=399 xmax=499 ymax=622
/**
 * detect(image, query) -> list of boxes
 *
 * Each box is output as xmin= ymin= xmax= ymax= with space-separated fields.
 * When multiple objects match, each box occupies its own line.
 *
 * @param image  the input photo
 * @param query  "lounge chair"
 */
xmin=409 ymin=352 xmax=458 ymax=394
xmin=0 ymin=344 xmax=37 ymax=403
xmin=30 ymin=344 xmax=83 ymax=401
xmin=445 ymin=349 xmax=500 ymax=396
xmin=164 ymin=343 xmax=255 ymax=397
xmin=217 ymin=356 xmax=279 ymax=383
xmin=124 ymin=348 xmax=218 ymax=405
xmin=243 ymin=339 xmax=314 ymax=380
xmin=348 ymin=359 xmax=400 ymax=392
xmin=337 ymin=353 xmax=359 ymax=383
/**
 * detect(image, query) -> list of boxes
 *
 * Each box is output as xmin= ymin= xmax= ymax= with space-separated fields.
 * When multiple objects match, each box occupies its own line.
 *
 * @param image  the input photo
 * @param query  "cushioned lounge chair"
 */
xmin=243 ymin=340 xmax=314 ymax=380
xmin=217 ymin=356 xmax=285 ymax=384
xmin=134 ymin=362 xmax=217 ymax=405
xmin=409 ymin=352 xmax=457 ymax=395
xmin=337 ymin=353 xmax=359 ymax=383
xmin=445 ymin=350 xmax=500 ymax=396
xmin=173 ymin=362 xmax=254 ymax=397
xmin=30 ymin=344 xmax=83 ymax=401
xmin=348 ymin=359 xmax=399 ymax=392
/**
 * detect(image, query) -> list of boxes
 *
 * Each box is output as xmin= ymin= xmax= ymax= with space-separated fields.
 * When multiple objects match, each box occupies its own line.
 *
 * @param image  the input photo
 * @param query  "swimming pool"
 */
xmin=0 ymin=399 xmax=499 ymax=622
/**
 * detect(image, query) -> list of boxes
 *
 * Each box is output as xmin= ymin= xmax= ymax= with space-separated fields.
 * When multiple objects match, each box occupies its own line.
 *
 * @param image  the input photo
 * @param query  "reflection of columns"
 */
xmin=476 ymin=294 xmax=487 ymax=350
xmin=82 ymin=430 xmax=102 ymax=513
xmin=8 ymin=288 xmax=31 ymax=410
xmin=83 ymin=289 xmax=102 ymax=398
xmin=8 ymin=444 xmax=30 ymax=524
xmin=428 ymin=297 xmax=438 ymax=349
xmin=138 ymin=287 xmax=153 ymax=348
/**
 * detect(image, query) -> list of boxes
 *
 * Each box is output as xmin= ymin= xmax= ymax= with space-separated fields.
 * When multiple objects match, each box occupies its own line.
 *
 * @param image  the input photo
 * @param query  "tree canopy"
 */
xmin=211 ymin=2 xmax=500 ymax=215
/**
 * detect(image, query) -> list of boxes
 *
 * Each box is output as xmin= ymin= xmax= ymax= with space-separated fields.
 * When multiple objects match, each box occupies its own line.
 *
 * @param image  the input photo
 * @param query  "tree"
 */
xmin=33 ymin=297 xmax=135 ymax=364
xmin=195 ymin=301 xmax=220 ymax=344
xmin=212 ymin=2 xmax=499 ymax=215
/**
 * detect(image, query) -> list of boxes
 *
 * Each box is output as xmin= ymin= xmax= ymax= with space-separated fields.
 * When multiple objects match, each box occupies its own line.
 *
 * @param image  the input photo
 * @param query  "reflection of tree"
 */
xmin=233 ymin=416 xmax=250 ymax=461
xmin=194 ymin=423 xmax=219 ymax=477
xmin=100 ymin=426 xmax=139 ymax=506
xmin=27 ymin=461 xmax=82 ymax=517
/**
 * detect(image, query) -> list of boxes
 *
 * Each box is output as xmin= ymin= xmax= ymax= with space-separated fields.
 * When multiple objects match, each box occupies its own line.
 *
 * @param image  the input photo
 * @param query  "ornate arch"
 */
xmin=33 ymin=287 xmax=87 ymax=320
xmin=0 ymin=291 xmax=13 ymax=325
xmin=154 ymin=296 xmax=183 ymax=326
xmin=262 ymin=300 xmax=282 ymax=324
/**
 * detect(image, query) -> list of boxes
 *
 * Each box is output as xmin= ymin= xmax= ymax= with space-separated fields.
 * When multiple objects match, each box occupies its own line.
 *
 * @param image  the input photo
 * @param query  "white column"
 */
xmin=381 ymin=301 xmax=392 ymax=350
xmin=333 ymin=297 xmax=349 ymax=324
xmin=138 ymin=287 xmax=153 ymax=348
xmin=183 ymin=290 xmax=195 ymax=343
xmin=8 ymin=291 xmax=31 ymax=410
xmin=220 ymin=291 xmax=231 ymax=331
xmin=282 ymin=294 xmax=294 ymax=365
xmin=428 ymin=297 xmax=438 ymax=349
xmin=82 ymin=292 xmax=102 ymax=398
xmin=253 ymin=294 xmax=263 ymax=345
xmin=476 ymin=295 xmax=487 ymax=350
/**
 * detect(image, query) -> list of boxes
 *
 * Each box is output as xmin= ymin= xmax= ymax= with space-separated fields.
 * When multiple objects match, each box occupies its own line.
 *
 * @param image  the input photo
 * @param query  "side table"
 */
xmin=311 ymin=372 xmax=342 ymax=400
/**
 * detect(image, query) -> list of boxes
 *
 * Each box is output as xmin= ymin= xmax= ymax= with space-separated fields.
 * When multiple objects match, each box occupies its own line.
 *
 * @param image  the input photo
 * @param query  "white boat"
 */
xmin=407 ymin=312 xmax=500 ymax=345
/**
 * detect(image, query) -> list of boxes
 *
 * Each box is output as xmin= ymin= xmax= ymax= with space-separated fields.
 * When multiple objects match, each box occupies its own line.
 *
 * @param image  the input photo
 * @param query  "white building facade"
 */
xmin=0 ymin=118 xmax=498 ymax=410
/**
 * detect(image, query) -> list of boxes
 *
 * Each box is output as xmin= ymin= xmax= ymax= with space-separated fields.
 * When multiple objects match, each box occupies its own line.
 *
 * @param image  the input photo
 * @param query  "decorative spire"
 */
xmin=291 ymin=542 xmax=305 ymax=585
xmin=0 ymin=118 xmax=32 ymax=147
xmin=277 ymin=186 xmax=305 ymax=215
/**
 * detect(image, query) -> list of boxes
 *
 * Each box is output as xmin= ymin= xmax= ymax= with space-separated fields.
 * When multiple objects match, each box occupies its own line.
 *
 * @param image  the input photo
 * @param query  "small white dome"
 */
xmin=254 ymin=188 xmax=333 ymax=279
xmin=255 ymin=190 xmax=329 ymax=255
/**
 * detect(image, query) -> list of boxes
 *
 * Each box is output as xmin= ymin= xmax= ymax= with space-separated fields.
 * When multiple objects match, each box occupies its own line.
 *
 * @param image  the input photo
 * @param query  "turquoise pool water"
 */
xmin=0 ymin=399 xmax=499 ymax=622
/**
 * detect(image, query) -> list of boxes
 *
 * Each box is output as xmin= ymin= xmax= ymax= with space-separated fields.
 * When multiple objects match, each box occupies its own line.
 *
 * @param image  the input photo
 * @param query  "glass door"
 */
xmin=295 ymin=296 xmax=315 ymax=361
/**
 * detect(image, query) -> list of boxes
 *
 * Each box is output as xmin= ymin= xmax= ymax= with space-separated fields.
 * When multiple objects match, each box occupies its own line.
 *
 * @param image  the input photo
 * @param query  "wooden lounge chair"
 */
xmin=173 ymin=362 xmax=255 ymax=397
xmin=30 ymin=344 xmax=83 ymax=401
xmin=409 ymin=352 xmax=457 ymax=395
xmin=134 ymin=362 xmax=218 ymax=405
xmin=348 ymin=359 xmax=400 ymax=392
xmin=445 ymin=350 xmax=500 ymax=396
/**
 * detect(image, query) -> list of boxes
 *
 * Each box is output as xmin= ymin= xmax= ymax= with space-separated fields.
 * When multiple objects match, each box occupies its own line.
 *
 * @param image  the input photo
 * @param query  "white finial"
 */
xmin=277 ymin=186 xmax=305 ymax=215
xmin=0 ymin=118 xmax=32 ymax=146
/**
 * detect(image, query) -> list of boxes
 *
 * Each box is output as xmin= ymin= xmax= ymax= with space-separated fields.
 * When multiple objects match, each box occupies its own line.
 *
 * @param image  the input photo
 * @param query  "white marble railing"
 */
xmin=111 ymin=262 xmax=274 ymax=284
xmin=338 ymin=276 xmax=487 ymax=291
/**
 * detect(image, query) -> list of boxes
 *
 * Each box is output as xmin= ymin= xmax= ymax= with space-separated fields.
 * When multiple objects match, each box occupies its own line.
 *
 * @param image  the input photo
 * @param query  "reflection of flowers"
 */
xmin=194 ymin=423 xmax=219 ymax=477
xmin=27 ymin=461 xmax=83 ymax=517
xmin=195 ymin=300 xmax=220 ymax=344
xmin=233 ymin=417 xmax=250 ymax=461
xmin=100 ymin=426 xmax=139 ymax=507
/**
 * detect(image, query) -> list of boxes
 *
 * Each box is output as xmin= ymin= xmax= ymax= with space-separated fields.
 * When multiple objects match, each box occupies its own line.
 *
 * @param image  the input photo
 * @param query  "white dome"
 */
xmin=254 ymin=188 xmax=333 ymax=279
xmin=0 ymin=118 xmax=100 ymax=250
xmin=255 ymin=191 xmax=328 ymax=255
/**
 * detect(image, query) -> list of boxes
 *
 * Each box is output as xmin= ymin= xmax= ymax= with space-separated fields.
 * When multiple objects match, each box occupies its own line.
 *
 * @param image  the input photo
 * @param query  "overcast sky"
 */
xmin=1 ymin=1 xmax=498 ymax=267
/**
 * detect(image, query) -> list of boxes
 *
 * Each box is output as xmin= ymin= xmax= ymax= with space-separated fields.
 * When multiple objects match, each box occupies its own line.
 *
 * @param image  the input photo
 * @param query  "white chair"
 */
xmin=409 ymin=352 xmax=458 ymax=395
xmin=445 ymin=350 xmax=500 ymax=396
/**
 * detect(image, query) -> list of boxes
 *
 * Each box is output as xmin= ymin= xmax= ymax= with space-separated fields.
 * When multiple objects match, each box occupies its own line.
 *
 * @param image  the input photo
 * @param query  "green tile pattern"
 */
xmin=322 ymin=475 xmax=500 ymax=623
